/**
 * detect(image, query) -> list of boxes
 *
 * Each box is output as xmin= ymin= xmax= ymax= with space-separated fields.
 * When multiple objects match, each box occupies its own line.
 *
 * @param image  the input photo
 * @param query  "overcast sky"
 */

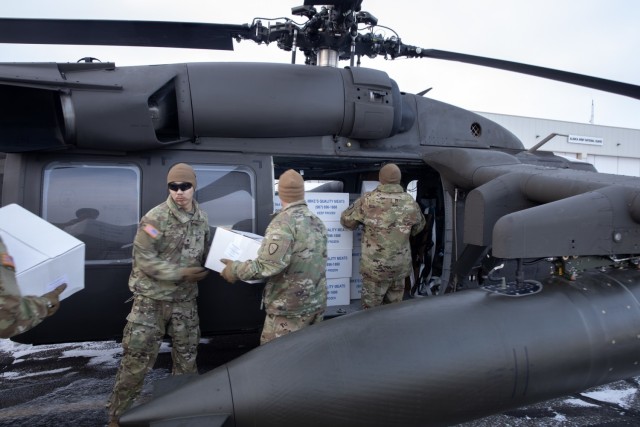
xmin=2 ymin=0 xmax=639 ymax=129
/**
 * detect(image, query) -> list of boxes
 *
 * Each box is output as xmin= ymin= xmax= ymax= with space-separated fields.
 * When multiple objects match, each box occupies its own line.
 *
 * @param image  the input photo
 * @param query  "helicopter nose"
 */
xmin=118 ymin=366 xmax=233 ymax=426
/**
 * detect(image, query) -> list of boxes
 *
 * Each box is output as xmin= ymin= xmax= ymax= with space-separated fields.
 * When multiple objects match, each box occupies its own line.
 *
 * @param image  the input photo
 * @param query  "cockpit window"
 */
xmin=193 ymin=165 xmax=256 ymax=232
xmin=42 ymin=163 xmax=140 ymax=264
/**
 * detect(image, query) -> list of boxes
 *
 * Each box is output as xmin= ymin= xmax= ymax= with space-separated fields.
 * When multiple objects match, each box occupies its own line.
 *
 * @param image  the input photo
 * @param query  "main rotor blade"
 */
xmin=0 ymin=18 xmax=251 ymax=51
xmin=418 ymin=49 xmax=640 ymax=100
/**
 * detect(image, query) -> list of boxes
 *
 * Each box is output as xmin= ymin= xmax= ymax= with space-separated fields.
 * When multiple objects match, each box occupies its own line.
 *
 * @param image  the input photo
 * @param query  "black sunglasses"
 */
xmin=168 ymin=182 xmax=193 ymax=192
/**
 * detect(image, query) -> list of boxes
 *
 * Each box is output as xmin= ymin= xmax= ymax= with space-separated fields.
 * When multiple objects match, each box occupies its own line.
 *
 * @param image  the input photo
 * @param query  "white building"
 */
xmin=477 ymin=112 xmax=640 ymax=177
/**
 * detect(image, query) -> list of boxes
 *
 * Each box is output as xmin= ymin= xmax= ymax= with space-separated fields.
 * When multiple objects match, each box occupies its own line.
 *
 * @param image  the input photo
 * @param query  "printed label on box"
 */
xmin=326 ymin=249 xmax=352 ymax=279
xmin=274 ymin=193 xmax=350 ymax=223
xmin=350 ymin=276 xmax=362 ymax=300
xmin=327 ymin=278 xmax=350 ymax=306
xmin=324 ymin=221 xmax=353 ymax=249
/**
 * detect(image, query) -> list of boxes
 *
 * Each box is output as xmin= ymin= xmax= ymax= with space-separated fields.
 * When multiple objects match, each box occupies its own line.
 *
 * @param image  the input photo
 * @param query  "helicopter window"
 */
xmin=193 ymin=165 xmax=256 ymax=233
xmin=42 ymin=163 xmax=140 ymax=264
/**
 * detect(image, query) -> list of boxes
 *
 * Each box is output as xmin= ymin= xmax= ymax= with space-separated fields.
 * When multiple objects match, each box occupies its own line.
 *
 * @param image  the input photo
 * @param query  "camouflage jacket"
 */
xmin=231 ymin=200 xmax=328 ymax=316
xmin=0 ymin=236 xmax=49 ymax=338
xmin=341 ymin=184 xmax=426 ymax=280
xmin=128 ymin=196 xmax=210 ymax=302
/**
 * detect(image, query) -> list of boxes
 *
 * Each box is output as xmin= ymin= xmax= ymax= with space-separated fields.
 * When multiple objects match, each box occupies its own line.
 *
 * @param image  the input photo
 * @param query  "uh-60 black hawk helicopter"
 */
xmin=2 ymin=0 xmax=640 ymax=426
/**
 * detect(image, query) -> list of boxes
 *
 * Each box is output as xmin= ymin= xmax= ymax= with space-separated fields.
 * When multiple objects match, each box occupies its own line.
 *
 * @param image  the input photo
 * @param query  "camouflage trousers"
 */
xmin=360 ymin=273 xmax=405 ymax=309
xmin=107 ymin=295 xmax=200 ymax=420
xmin=260 ymin=310 xmax=324 ymax=345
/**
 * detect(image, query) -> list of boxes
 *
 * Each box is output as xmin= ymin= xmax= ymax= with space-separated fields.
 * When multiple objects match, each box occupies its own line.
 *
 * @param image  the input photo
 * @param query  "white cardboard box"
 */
xmin=0 ymin=204 xmax=85 ymax=300
xmin=361 ymin=180 xmax=379 ymax=195
xmin=350 ymin=276 xmax=362 ymax=300
xmin=324 ymin=221 xmax=353 ymax=250
xmin=305 ymin=193 xmax=351 ymax=222
xmin=326 ymin=249 xmax=352 ymax=279
xmin=326 ymin=277 xmax=350 ymax=306
xmin=205 ymin=228 xmax=264 ymax=274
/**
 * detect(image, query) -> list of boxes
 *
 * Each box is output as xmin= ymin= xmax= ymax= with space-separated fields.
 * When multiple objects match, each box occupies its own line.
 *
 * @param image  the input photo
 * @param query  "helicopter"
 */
xmin=2 ymin=0 xmax=640 ymax=425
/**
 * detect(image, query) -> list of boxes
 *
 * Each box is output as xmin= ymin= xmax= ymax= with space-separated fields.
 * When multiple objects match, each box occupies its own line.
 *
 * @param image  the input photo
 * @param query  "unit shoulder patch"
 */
xmin=268 ymin=243 xmax=279 ymax=255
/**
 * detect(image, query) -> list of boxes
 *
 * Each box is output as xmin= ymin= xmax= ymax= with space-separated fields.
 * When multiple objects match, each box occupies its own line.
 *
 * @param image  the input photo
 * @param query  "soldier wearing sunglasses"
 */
xmin=107 ymin=163 xmax=210 ymax=426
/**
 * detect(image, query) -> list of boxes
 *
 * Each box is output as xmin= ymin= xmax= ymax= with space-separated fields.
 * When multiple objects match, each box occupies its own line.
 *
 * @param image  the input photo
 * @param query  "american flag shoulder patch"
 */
xmin=143 ymin=224 xmax=160 ymax=239
xmin=1 ymin=252 xmax=15 ymax=269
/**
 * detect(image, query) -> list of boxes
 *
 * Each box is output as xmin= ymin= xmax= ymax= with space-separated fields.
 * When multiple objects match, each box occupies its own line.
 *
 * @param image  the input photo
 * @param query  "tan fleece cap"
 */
xmin=167 ymin=163 xmax=196 ymax=187
xmin=379 ymin=163 xmax=401 ymax=185
xmin=278 ymin=169 xmax=305 ymax=203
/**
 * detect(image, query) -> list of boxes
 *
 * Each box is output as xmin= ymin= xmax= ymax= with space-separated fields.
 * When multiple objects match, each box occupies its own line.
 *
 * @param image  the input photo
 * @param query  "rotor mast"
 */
xmin=317 ymin=48 xmax=339 ymax=67
xmin=312 ymin=4 xmax=340 ymax=67
xmin=289 ymin=2 xmax=362 ymax=68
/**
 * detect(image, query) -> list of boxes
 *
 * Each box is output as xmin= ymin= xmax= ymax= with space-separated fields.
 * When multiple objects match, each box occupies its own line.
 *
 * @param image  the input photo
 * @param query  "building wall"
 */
xmin=477 ymin=112 xmax=640 ymax=176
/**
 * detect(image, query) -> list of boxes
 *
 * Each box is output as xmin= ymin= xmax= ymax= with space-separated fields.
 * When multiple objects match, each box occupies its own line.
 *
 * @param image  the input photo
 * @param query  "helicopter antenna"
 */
xmin=589 ymin=100 xmax=595 ymax=124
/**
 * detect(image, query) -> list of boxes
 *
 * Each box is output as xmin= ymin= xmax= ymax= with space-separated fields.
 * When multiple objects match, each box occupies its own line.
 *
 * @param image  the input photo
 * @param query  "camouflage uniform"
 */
xmin=341 ymin=184 xmax=426 ymax=308
xmin=107 ymin=195 xmax=210 ymax=420
xmin=228 ymin=200 xmax=328 ymax=344
xmin=0 ymin=236 xmax=50 ymax=338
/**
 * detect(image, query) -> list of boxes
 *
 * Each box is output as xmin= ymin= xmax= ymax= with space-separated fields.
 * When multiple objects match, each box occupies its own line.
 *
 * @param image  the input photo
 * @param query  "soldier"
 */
xmin=341 ymin=163 xmax=426 ymax=309
xmin=0 ymin=236 xmax=67 ymax=338
xmin=220 ymin=169 xmax=327 ymax=345
xmin=107 ymin=163 xmax=210 ymax=427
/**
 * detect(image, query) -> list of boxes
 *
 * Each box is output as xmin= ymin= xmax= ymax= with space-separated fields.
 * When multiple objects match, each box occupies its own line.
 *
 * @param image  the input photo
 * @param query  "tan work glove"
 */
xmin=220 ymin=259 xmax=238 ymax=284
xmin=42 ymin=283 xmax=67 ymax=317
xmin=181 ymin=266 xmax=209 ymax=282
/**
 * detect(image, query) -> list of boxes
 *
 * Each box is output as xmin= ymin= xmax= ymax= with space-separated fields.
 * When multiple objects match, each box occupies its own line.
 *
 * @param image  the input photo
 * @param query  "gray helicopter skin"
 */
xmin=2 ymin=0 xmax=640 ymax=423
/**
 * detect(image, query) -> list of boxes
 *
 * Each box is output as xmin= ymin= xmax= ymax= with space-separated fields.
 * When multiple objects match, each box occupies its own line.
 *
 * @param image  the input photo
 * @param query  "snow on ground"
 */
xmin=583 ymin=387 xmax=637 ymax=408
xmin=563 ymin=397 xmax=599 ymax=407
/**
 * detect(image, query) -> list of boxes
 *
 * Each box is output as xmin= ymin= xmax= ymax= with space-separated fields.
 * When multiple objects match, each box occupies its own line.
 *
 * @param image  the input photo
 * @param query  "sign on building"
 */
xmin=568 ymin=135 xmax=604 ymax=146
